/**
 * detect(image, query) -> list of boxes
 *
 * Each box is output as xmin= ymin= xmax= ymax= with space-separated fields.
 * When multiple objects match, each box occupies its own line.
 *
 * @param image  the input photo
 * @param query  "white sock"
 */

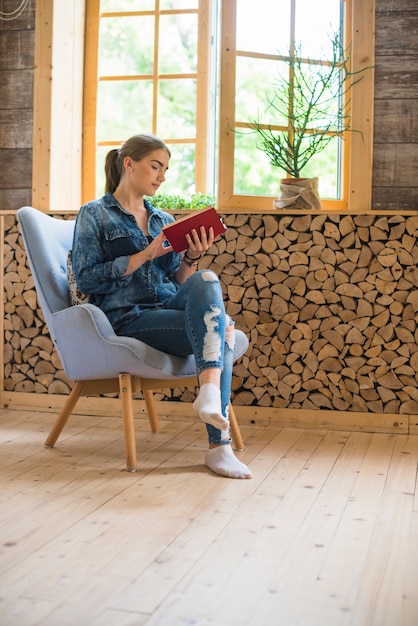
xmin=193 ymin=383 xmax=229 ymax=430
xmin=205 ymin=445 xmax=253 ymax=479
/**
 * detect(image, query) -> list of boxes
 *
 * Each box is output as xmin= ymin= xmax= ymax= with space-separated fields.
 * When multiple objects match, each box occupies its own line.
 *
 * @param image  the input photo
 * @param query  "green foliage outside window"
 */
xmin=147 ymin=193 xmax=216 ymax=211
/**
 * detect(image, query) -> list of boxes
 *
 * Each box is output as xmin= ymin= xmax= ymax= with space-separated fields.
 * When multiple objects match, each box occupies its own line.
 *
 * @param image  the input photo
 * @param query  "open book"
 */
xmin=162 ymin=206 xmax=227 ymax=253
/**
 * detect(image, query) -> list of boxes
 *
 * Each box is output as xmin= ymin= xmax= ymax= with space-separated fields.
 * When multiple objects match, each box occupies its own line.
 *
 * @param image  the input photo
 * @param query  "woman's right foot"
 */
xmin=205 ymin=445 xmax=253 ymax=479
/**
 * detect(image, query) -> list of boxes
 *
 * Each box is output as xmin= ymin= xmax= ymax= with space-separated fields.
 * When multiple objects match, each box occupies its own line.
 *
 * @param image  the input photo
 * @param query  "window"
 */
xmin=217 ymin=0 xmax=374 ymax=210
xmin=220 ymin=0 xmax=344 ymax=204
xmin=80 ymin=0 xmax=374 ymax=210
xmin=83 ymin=0 xmax=212 ymax=202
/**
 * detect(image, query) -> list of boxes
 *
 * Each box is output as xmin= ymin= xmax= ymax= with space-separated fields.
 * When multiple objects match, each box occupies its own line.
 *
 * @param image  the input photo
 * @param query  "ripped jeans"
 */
xmin=116 ymin=270 xmax=234 ymax=445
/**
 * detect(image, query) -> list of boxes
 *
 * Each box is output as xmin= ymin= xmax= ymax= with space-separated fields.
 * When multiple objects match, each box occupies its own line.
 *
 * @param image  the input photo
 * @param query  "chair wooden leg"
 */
xmin=142 ymin=388 xmax=160 ymax=433
xmin=229 ymin=404 xmax=244 ymax=451
xmin=44 ymin=380 xmax=87 ymax=447
xmin=119 ymin=373 xmax=137 ymax=472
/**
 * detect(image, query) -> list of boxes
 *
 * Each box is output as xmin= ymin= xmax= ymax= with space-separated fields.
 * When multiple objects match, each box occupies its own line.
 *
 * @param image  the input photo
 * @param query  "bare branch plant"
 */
xmin=249 ymin=33 xmax=371 ymax=179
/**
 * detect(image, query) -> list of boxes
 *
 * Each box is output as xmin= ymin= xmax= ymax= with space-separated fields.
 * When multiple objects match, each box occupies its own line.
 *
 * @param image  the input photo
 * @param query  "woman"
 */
xmin=72 ymin=133 xmax=252 ymax=479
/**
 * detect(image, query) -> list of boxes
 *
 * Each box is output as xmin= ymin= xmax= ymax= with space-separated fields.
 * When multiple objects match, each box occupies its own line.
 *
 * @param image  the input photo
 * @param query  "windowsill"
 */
xmin=10 ymin=207 xmax=415 ymax=218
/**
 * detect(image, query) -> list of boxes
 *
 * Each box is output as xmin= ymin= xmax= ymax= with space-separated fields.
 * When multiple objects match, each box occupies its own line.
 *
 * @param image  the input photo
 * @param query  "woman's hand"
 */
xmin=185 ymin=226 xmax=215 ymax=259
xmin=145 ymin=231 xmax=173 ymax=260
xmin=123 ymin=232 xmax=172 ymax=276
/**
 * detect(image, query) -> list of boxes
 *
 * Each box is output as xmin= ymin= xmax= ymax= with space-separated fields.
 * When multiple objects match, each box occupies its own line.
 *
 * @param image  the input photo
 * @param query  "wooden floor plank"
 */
xmin=244 ymin=430 xmax=373 ymax=626
xmin=287 ymin=433 xmax=407 ymax=626
xmin=0 ymin=409 xmax=417 ymax=626
xmin=92 ymin=608 xmax=149 ymax=626
xmin=141 ymin=429 xmax=337 ymax=625
xmin=0 ymin=420 xmax=203 ymax=577
xmin=0 ymin=596 xmax=57 ymax=626
xmin=350 ymin=435 xmax=418 ymax=626
xmin=0 ymin=423 xmax=200 ymax=575
xmin=18 ymin=425 xmax=261 ymax=619
xmin=112 ymin=426 xmax=301 ymax=615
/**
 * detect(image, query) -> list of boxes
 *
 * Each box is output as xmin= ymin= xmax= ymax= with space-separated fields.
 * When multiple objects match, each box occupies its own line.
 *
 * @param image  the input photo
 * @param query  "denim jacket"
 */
xmin=72 ymin=192 xmax=182 ymax=331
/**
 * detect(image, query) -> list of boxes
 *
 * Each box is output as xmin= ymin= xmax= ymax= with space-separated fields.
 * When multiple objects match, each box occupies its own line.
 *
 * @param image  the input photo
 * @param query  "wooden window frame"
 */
xmin=82 ymin=0 xmax=211 ymax=204
xmin=32 ymin=0 xmax=85 ymax=212
xmin=217 ymin=0 xmax=375 ymax=212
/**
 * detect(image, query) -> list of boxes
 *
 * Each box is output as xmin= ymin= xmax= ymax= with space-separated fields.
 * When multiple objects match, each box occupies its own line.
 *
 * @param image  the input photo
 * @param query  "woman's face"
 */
xmin=129 ymin=148 xmax=170 ymax=196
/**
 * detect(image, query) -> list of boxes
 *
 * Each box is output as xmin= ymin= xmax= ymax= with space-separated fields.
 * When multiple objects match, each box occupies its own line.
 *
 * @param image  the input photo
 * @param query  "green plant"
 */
xmin=248 ymin=33 xmax=371 ymax=178
xmin=147 ymin=192 xmax=216 ymax=210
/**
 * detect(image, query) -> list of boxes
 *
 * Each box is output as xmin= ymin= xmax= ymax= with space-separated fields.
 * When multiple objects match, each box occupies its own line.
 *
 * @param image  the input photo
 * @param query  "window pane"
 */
xmin=236 ymin=0 xmax=289 ymax=54
xmin=236 ymin=57 xmax=288 ymax=127
xmin=300 ymin=140 xmax=341 ymax=199
xmin=101 ymin=0 xmax=155 ymax=10
xmin=160 ymin=0 xmax=198 ymax=9
xmin=99 ymin=16 xmax=154 ymax=75
xmin=157 ymin=79 xmax=196 ymax=138
xmin=97 ymin=80 xmax=154 ymax=140
xmin=230 ymin=0 xmax=346 ymax=203
xmin=161 ymin=143 xmax=196 ymax=195
xmin=159 ymin=13 xmax=197 ymax=73
xmin=295 ymin=0 xmax=342 ymax=59
xmin=234 ymin=131 xmax=284 ymax=196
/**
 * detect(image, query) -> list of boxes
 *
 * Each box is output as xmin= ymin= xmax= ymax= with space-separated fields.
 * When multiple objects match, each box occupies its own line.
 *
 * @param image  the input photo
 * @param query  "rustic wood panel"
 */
xmin=0 ymin=149 xmax=31 ymax=189
xmin=373 ymin=56 xmax=418 ymax=101
xmin=372 ymin=1 xmax=418 ymax=212
xmin=376 ymin=0 xmax=418 ymax=10
xmin=375 ymin=11 xmax=418 ymax=56
xmin=0 ymin=30 xmax=34 ymax=69
xmin=372 ymin=187 xmax=418 ymax=213
xmin=0 ymin=68 xmax=33 ymax=107
xmin=372 ymin=144 xmax=418 ymax=186
xmin=373 ymin=99 xmax=418 ymax=143
xmin=0 ymin=0 xmax=34 ymax=213
xmin=0 ymin=0 xmax=35 ymax=31
xmin=5 ymin=213 xmax=418 ymax=417
xmin=0 ymin=109 xmax=33 ymax=148
xmin=0 ymin=189 xmax=31 ymax=212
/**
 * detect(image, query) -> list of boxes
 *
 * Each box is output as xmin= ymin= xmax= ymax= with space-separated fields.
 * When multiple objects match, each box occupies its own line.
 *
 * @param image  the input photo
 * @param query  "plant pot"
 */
xmin=273 ymin=176 xmax=322 ymax=210
xmin=280 ymin=177 xmax=309 ymax=185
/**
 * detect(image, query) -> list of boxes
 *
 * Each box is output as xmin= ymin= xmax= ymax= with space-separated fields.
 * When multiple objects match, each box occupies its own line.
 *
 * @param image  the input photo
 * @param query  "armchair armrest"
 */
xmin=50 ymin=304 xmax=198 ymax=380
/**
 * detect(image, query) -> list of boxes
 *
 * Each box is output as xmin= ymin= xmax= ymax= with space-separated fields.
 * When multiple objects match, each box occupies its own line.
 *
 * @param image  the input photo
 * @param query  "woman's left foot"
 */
xmin=205 ymin=445 xmax=253 ymax=479
xmin=193 ymin=383 xmax=229 ymax=430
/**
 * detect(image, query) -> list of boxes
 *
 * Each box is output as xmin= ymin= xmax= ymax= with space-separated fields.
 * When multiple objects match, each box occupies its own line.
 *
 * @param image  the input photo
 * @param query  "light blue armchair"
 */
xmin=17 ymin=206 xmax=248 ymax=471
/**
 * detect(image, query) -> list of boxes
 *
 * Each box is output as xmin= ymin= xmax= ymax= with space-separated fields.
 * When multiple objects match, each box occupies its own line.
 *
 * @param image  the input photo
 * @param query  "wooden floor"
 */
xmin=1 ymin=408 xmax=418 ymax=626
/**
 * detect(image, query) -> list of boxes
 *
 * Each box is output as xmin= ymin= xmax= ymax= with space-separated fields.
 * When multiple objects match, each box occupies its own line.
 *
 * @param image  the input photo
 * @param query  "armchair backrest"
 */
xmin=17 ymin=206 xmax=75 ymax=329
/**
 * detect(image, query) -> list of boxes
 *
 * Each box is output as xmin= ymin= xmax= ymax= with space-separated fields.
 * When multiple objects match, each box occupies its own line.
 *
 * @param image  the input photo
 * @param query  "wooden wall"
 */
xmin=0 ymin=0 xmax=35 ymax=212
xmin=0 ymin=2 xmax=417 ymax=432
xmin=372 ymin=1 xmax=418 ymax=211
xmin=0 ymin=2 xmax=418 ymax=212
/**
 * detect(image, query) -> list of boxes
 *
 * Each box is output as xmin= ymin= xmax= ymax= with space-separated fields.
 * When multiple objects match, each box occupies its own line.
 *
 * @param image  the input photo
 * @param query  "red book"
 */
xmin=162 ymin=206 xmax=227 ymax=253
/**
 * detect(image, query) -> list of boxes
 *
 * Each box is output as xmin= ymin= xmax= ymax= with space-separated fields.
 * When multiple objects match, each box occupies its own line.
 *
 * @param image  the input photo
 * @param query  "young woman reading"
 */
xmin=72 ymin=133 xmax=252 ymax=479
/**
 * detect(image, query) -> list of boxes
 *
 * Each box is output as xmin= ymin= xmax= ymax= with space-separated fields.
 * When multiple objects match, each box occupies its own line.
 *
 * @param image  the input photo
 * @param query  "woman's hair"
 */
xmin=104 ymin=133 xmax=171 ymax=194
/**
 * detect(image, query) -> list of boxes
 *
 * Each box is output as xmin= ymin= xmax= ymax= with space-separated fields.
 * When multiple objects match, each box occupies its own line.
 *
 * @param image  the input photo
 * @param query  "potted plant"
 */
xmin=248 ymin=33 xmax=370 ymax=209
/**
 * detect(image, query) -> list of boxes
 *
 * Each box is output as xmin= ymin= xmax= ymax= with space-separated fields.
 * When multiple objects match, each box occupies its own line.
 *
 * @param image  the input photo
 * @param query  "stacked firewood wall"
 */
xmin=3 ymin=212 xmax=418 ymax=415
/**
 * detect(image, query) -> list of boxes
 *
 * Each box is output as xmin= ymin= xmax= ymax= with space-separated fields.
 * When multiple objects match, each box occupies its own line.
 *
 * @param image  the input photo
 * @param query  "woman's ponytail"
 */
xmin=104 ymin=149 xmax=122 ymax=193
